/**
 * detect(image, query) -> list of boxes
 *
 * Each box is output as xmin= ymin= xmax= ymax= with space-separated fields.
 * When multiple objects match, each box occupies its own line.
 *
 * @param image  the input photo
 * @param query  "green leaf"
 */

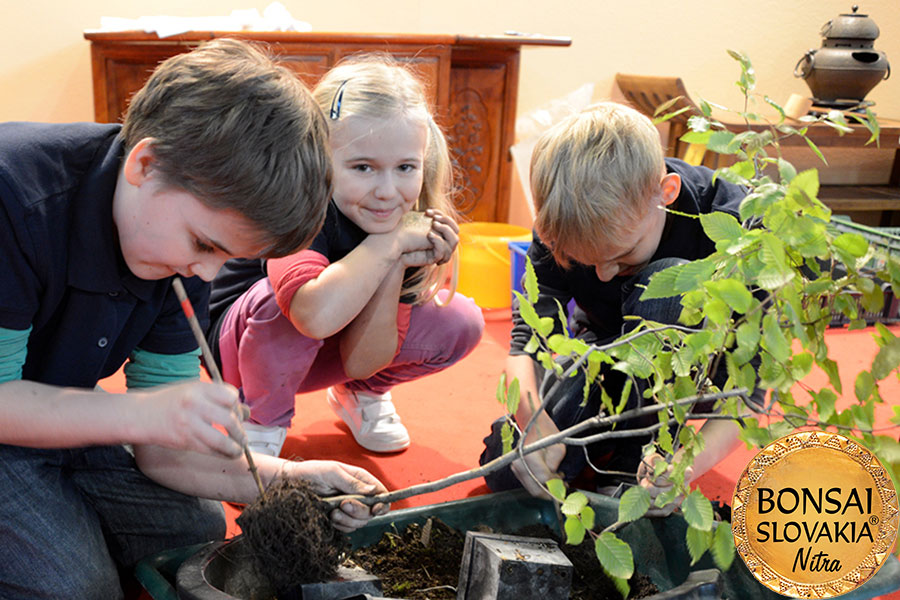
xmin=683 ymin=490 xmax=714 ymax=531
xmin=872 ymin=436 xmax=900 ymax=464
xmin=514 ymin=291 xmax=541 ymax=331
xmin=611 ymin=575 xmax=630 ymax=599
xmin=524 ymin=255 xmax=539 ymax=303
xmin=804 ymin=136 xmax=827 ymax=165
xmin=680 ymin=130 xmax=712 ymax=145
xmin=855 ymin=371 xmax=876 ymax=403
xmin=700 ymin=212 xmax=743 ymax=244
xmin=495 ymin=372 xmax=507 ymax=405
xmin=706 ymin=130 xmax=737 ymax=154
xmin=618 ymin=485 xmax=652 ymax=522
xmin=594 ymin=532 xmax=635 ymax=580
xmin=546 ymin=478 xmax=567 ymax=501
xmin=788 ymin=169 xmax=821 ymax=203
xmin=703 ymin=297 xmax=731 ymax=326
xmin=505 ymin=378 xmax=520 ymax=414
xmin=565 ymin=516 xmax=586 ymax=545
xmin=833 ymin=232 xmax=869 ymax=258
xmin=789 ymin=352 xmax=814 ymax=381
xmin=814 ymin=388 xmax=837 ymax=421
xmin=704 ymin=278 xmax=752 ymax=314
xmin=818 ymin=358 xmax=843 ymax=393
xmin=728 ymin=159 xmax=756 ymax=181
xmin=500 ymin=421 xmax=515 ymax=454
xmin=686 ymin=525 xmax=712 ymax=565
xmin=561 ymin=491 xmax=589 ymax=516
xmin=777 ymin=158 xmax=797 ymax=183
xmin=759 ymin=232 xmax=787 ymax=268
xmin=674 ymin=260 xmax=718 ymax=293
xmin=711 ymin=523 xmax=736 ymax=570
xmin=642 ymin=265 xmax=682 ymax=300
xmin=757 ymin=265 xmax=795 ymax=290
xmin=872 ymin=335 xmax=900 ymax=381
xmin=762 ymin=313 xmax=791 ymax=363
xmin=536 ymin=316 xmax=554 ymax=337
xmin=580 ymin=506 xmax=596 ymax=530
xmin=764 ymin=95 xmax=786 ymax=122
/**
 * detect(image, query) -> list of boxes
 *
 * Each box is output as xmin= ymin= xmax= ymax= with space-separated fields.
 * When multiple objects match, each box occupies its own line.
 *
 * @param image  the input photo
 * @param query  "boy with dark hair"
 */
xmin=0 ymin=39 xmax=385 ymax=599
xmin=480 ymin=102 xmax=762 ymax=507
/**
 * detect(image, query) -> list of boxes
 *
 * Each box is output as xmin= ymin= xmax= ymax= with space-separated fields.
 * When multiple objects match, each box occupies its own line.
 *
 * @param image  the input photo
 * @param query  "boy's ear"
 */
xmin=122 ymin=138 xmax=157 ymax=186
xmin=659 ymin=172 xmax=681 ymax=207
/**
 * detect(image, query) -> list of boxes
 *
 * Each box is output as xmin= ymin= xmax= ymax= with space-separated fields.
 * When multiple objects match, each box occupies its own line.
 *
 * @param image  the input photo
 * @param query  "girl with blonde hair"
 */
xmin=210 ymin=54 xmax=484 ymax=456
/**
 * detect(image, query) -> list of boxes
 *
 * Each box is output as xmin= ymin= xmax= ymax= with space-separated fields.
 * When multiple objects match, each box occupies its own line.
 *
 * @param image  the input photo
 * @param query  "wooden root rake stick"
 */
xmin=171 ymin=277 xmax=266 ymax=498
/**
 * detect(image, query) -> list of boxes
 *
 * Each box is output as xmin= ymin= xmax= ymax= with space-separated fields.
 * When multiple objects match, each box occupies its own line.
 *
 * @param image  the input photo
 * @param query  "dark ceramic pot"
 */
xmin=794 ymin=5 xmax=890 ymax=104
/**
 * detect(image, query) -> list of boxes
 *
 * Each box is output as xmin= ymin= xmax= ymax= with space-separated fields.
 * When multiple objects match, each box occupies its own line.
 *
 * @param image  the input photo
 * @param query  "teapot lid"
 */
xmin=821 ymin=5 xmax=880 ymax=40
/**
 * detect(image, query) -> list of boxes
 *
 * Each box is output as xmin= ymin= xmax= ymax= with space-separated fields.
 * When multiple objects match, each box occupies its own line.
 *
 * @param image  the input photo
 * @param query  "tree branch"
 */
xmin=324 ymin=388 xmax=749 ymax=508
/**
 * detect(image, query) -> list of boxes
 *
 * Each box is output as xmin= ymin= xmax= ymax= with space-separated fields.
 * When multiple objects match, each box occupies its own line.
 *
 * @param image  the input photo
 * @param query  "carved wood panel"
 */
xmin=448 ymin=63 xmax=506 ymax=222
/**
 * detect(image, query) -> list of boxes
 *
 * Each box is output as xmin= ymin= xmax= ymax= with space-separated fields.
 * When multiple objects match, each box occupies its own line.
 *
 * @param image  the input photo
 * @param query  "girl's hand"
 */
xmin=424 ymin=208 xmax=459 ymax=266
xmin=395 ymin=211 xmax=434 ymax=256
xmin=399 ymin=209 xmax=458 ymax=267
xmin=282 ymin=460 xmax=390 ymax=532
xmin=135 ymin=381 xmax=250 ymax=459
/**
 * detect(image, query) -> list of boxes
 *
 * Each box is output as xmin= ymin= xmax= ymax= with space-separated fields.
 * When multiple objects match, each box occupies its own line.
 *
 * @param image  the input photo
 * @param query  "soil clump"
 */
xmin=349 ymin=518 xmax=659 ymax=599
xmin=237 ymin=479 xmax=347 ymax=593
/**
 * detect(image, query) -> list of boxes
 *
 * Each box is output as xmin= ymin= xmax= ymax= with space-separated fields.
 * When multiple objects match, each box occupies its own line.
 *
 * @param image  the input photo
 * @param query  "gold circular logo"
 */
xmin=732 ymin=431 xmax=899 ymax=598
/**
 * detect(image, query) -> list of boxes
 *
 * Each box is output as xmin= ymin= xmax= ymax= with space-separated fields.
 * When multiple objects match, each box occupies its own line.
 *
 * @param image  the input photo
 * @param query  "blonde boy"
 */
xmin=480 ymin=102 xmax=761 ymax=507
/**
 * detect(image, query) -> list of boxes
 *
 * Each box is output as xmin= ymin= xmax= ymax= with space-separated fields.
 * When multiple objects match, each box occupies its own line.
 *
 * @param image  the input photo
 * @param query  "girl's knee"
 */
xmin=442 ymin=293 xmax=485 ymax=347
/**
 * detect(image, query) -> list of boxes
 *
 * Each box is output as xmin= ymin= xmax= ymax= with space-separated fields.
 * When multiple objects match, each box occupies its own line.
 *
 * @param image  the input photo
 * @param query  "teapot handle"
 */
xmin=885 ymin=60 xmax=891 ymax=80
xmin=794 ymin=49 xmax=816 ymax=79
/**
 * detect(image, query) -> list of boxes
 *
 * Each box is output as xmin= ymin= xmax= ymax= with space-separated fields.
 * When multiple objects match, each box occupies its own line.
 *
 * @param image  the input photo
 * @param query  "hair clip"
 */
xmin=329 ymin=80 xmax=350 ymax=120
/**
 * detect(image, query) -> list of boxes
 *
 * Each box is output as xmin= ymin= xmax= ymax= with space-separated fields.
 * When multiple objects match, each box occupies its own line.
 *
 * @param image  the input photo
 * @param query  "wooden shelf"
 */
xmin=818 ymin=185 xmax=900 ymax=211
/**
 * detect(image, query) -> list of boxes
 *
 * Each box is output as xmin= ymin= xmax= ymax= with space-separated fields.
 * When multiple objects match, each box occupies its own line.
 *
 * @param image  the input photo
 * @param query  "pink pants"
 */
xmin=217 ymin=278 xmax=484 ymax=427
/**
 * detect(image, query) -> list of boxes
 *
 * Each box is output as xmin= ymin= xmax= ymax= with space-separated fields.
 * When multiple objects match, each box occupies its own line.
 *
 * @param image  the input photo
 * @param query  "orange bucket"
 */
xmin=457 ymin=222 xmax=531 ymax=309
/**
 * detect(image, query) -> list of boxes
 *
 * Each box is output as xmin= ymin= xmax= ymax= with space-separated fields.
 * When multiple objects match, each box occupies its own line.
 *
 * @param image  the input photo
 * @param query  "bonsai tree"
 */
xmin=494 ymin=50 xmax=900 ymax=597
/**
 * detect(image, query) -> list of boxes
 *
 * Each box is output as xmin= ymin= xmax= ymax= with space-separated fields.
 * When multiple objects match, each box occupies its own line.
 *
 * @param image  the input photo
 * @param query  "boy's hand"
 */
xmin=283 ymin=460 xmax=390 ymax=532
xmin=509 ymin=416 xmax=567 ymax=498
xmin=636 ymin=452 xmax=694 ymax=517
xmin=511 ymin=443 xmax=567 ymax=498
xmin=136 ymin=381 xmax=249 ymax=459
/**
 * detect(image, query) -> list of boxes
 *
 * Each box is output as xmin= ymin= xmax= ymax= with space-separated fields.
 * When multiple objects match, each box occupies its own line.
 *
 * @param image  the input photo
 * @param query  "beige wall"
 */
xmin=3 ymin=0 xmax=898 ymax=124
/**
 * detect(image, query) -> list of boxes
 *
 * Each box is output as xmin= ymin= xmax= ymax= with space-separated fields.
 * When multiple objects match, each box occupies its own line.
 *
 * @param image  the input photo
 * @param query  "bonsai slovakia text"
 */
xmin=754 ymin=486 xmax=875 ymax=573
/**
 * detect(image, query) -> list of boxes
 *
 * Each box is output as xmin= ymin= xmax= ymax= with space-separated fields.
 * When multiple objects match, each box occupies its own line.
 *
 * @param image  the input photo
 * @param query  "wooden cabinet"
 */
xmin=83 ymin=31 xmax=570 ymax=222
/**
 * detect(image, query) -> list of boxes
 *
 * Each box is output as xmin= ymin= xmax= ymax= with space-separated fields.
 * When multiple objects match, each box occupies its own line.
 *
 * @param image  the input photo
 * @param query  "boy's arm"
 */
xmin=0 ymin=324 xmax=246 ymax=456
xmin=0 ymin=378 xmax=246 ymax=457
xmin=132 ymin=444 xmax=390 ymax=532
xmin=506 ymin=353 xmax=568 ymax=498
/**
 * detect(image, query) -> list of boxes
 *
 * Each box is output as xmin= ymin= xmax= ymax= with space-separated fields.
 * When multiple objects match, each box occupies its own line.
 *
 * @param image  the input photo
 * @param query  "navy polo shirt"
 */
xmin=0 ymin=122 xmax=208 ymax=388
xmin=510 ymin=158 xmax=748 ymax=353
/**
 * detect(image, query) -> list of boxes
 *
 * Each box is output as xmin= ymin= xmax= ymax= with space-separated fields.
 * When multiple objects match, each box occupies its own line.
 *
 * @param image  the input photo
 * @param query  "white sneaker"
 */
xmin=326 ymin=385 xmax=410 ymax=452
xmin=243 ymin=422 xmax=288 ymax=457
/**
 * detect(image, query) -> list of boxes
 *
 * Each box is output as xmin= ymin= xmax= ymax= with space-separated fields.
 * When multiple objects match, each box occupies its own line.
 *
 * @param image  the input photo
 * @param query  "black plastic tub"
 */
xmin=134 ymin=489 xmax=900 ymax=600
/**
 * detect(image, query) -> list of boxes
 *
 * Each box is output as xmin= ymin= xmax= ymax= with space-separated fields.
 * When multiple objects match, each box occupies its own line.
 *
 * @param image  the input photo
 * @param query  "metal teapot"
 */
xmin=794 ymin=5 xmax=890 ymax=106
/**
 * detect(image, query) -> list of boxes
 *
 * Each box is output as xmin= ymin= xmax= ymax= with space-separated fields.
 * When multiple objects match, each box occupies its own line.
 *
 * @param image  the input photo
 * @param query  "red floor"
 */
xmin=107 ymin=312 xmax=900 ymax=599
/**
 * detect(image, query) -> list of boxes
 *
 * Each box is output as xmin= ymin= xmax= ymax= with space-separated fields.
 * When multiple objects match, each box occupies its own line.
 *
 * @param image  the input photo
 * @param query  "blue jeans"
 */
xmin=480 ymin=258 xmax=688 ymax=492
xmin=0 ymin=444 xmax=225 ymax=600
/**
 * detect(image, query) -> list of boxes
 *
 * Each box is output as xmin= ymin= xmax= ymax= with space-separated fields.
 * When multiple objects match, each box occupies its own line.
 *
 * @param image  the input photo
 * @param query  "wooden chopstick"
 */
xmin=171 ymin=277 xmax=266 ymax=497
